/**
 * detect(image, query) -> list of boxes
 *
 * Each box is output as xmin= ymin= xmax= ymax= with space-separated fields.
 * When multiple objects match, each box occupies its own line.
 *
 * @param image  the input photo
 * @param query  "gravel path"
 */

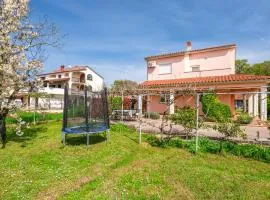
xmin=120 ymin=119 xmax=270 ymax=143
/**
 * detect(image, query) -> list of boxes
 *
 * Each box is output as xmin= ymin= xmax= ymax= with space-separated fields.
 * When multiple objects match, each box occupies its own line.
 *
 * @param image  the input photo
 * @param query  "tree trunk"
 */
xmin=0 ymin=114 xmax=7 ymax=144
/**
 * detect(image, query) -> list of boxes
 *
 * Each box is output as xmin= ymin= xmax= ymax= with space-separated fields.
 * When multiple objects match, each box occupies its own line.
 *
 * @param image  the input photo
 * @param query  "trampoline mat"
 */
xmin=63 ymin=123 xmax=108 ymax=134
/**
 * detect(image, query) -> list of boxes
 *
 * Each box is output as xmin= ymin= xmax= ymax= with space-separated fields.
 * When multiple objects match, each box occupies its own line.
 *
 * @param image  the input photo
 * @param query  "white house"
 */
xmin=18 ymin=65 xmax=104 ymax=110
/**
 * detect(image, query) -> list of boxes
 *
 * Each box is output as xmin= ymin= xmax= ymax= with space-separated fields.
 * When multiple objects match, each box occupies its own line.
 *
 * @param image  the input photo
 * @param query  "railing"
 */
xmin=40 ymin=87 xmax=65 ymax=95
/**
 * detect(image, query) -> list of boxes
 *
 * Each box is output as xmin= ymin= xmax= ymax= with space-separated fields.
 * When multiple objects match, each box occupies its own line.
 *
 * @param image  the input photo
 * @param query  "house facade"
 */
xmin=142 ymin=42 xmax=270 ymax=121
xmin=19 ymin=65 xmax=104 ymax=109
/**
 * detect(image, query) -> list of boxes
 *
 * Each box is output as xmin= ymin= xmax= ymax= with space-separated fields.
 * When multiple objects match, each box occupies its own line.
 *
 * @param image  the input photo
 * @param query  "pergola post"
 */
xmin=260 ymin=87 xmax=267 ymax=121
xmin=254 ymin=93 xmax=259 ymax=117
xmin=195 ymin=93 xmax=200 ymax=152
xmin=248 ymin=94 xmax=254 ymax=116
xmin=169 ymin=91 xmax=175 ymax=114
xmin=137 ymin=95 xmax=143 ymax=116
xmin=243 ymin=94 xmax=247 ymax=112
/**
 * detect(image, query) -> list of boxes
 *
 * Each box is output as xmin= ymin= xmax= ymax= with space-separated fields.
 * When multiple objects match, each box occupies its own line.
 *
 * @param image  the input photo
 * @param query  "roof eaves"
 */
xmin=145 ymin=44 xmax=236 ymax=61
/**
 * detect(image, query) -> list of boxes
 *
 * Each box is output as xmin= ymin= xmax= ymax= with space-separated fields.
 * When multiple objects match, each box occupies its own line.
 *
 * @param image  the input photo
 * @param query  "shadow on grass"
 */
xmin=123 ymin=132 xmax=140 ymax=144
xmin=3 ymin=126 xmax=48 ymax=148
xmin=64 ymin=133 xmax=107 ymax=146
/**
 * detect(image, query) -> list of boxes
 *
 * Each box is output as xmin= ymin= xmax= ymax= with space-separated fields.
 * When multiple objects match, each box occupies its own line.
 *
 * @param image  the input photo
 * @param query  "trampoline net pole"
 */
xmin=85 ymin=86 xmax=89 ymax=132
xmin=104 ymin=87 xmax=110 ymax=129
xmin=62 ymin=83 xmax=68 ymax=131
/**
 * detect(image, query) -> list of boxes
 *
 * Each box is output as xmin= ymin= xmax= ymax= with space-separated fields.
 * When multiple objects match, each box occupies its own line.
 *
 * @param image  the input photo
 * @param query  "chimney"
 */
xmin=60 ymin=65 xmax=65 ymax=71
xmin=186 ymin=41 xmax=192 ymax=51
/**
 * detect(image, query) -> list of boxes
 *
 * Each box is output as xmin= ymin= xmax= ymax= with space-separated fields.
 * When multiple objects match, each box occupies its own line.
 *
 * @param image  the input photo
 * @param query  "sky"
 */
xmin=30 ymin=0 xmax=270 ymax=85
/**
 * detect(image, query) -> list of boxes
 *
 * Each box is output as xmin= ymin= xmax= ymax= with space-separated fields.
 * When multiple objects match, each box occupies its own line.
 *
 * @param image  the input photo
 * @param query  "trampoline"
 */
xmin=62 ymin=85 xmax=110 ymax=146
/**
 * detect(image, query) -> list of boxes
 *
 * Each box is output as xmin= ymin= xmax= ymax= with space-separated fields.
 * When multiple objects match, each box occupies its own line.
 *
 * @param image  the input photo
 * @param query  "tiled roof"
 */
xmin=142 ymin=74 xmax=270 ymax=87
xmin=52 ymin=66 xmax=87 ymax=73
xmin=38 ymin=65 xmax=104 ymax=79
xmin=39 ymin=66 xmax=87 ymax=76
xmin=145 ymin=44 xmax=236 ymax=61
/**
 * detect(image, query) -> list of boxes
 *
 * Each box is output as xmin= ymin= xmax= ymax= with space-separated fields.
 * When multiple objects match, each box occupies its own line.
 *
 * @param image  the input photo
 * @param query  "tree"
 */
xmin=235 ymin=59 xmax=270 ymax=76
xmin=235 ymin=59 xmax=250 ymax=74
xmin=201 ymin=93 xmax=232 ymax=122
xmin=110 ymin=80 xmax=138 ymax=92
xmin=170 ymin=106 xmax=200 ymax=139
xmin=251 ymin=61 xmax=270 ymax=76
xmin=0 ymin=0 xmax=59 ymax=145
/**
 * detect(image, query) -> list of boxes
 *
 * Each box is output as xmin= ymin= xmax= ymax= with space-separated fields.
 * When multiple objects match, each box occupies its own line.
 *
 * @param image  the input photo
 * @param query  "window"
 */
xmin=65 ymin=73 xmax=69 ymax=77
xmin=235 ymin=100 xmax=244 ymax=110
xmin=191 ymin=65 xmax=200 ymax=72
xmin=159 ymin=63 xmax=172 ymax=74
xmin=43 ymin=82 xmax=47 ymax=87
xmin=87 ymin=74 xmax=93 ymax=80
xmin=58 ymin=84 xmax=61 ymax=88
xmin=160 ymin=94 xmax=170 ymax=104
xmin=58 ymin=75 xmax=62 ymax=78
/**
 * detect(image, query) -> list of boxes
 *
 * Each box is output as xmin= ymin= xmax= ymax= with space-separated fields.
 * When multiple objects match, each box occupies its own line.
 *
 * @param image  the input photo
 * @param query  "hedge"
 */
xmin=146 ymin=136 xmax=270 ymax=162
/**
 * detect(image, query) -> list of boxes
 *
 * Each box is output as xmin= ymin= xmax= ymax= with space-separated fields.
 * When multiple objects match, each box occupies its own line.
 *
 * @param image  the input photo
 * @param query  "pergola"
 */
xmin=109 ymin=83 xmax=269 ymax=121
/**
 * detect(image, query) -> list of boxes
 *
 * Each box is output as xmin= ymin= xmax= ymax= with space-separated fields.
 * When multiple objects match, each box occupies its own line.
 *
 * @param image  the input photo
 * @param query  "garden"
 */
xmin=1 ymin=114 xmax=270 ymax=199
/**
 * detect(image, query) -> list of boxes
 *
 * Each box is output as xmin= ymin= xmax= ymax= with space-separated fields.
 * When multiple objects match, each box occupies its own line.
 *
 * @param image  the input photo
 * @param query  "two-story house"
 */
xmin=19 ymin=65 xmax=104 ymax=109
xmin=142 ymin=41 xmax=270 ymax=121
xmin=38 ymin=65 xmax=104 ymax=93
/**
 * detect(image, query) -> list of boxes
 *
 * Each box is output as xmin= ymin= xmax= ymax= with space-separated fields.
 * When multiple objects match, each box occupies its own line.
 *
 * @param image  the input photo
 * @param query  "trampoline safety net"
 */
xmin=62 ymin=85 xmax=110 ymax=134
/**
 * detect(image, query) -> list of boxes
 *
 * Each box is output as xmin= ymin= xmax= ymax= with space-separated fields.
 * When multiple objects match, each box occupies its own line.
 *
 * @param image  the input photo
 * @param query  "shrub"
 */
xmin=213 ymin=121 xmax=247 ymax=152
xmin=236 ymin=112 xmax=253 ymax=124
xmin=110 ymin=96 xmax=122 ymax=110
xmin=144 ymin=112 xmax=160 ymax=120
xmin=146 ymin=136 xmax=270 ymax=162
xmin=170 ymin=106 xmax=198 ymax=139
xmin=202 ymin=93 xmax=232 ymax=122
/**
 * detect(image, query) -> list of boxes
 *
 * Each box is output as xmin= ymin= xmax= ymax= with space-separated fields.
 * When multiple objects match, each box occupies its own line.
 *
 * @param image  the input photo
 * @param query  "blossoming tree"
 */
xmin=0 ymin=0 xmax=59 ymax=144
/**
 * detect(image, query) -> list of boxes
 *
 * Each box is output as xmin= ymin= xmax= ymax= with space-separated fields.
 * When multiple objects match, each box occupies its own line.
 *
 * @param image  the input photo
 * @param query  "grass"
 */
xmin=0 ymin=122 xmax=269 ymax=199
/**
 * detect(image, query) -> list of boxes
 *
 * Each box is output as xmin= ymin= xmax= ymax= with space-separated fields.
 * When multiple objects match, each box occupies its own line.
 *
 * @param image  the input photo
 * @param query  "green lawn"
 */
xmin=0 ymin=122 xmax=270 ymax=200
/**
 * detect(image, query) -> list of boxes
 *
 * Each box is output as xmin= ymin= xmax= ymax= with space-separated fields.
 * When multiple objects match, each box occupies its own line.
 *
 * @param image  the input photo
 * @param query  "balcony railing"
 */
xmin=40 ymin=87 xmax=64 ymax=95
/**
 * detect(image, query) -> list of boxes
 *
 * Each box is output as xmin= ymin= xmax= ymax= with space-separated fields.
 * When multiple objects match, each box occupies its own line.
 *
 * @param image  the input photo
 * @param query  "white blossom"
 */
xmin=0 ymin=0 xmax=59 ymax=140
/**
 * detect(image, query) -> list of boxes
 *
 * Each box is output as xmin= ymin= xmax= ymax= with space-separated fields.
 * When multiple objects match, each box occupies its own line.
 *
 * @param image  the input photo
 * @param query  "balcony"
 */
xmin=40 ymin=87 xmax=65 ymax=95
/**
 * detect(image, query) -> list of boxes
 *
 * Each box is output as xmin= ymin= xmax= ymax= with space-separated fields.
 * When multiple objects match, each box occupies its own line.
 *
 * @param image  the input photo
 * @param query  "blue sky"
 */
xmin=30 ymin=0 xmax=270 ymax=85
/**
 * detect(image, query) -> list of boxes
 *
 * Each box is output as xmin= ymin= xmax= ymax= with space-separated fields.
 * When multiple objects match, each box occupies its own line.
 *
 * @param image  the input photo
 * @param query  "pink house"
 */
xmin=142 ymin=42 xmax=270 ymax=121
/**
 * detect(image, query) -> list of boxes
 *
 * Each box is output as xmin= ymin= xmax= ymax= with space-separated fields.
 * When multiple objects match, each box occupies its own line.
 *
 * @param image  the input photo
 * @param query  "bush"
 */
xmin=110 ymin=96 xmax=122 ymax=110
xmin=236 ymin=112 xmax=253 ymax=124
xmin=146 ymin=136 xmax=270 ymax=162
xmin=144 ymin=112 xmax=160 ymax=120
xmin=202 ymin=93 xmax=232 ymax=122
